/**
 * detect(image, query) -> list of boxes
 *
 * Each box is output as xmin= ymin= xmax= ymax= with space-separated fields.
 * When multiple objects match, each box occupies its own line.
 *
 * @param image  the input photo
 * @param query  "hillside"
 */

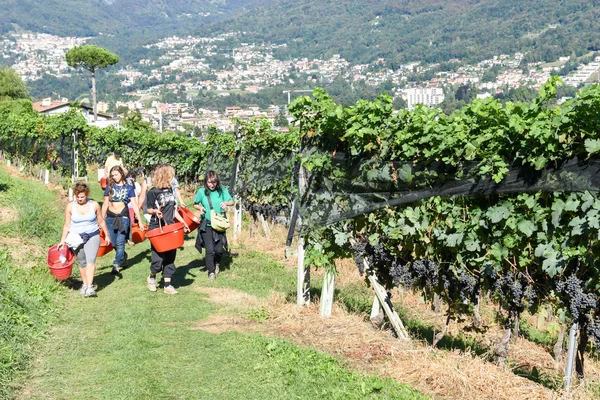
xmin=0 ymin=0 xmax=276 ymax=40
xmin=198 ymin=0 xmax=600 ymax=65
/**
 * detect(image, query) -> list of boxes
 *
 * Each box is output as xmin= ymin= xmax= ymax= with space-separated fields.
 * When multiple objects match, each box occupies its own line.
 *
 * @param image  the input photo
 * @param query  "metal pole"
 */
xmin=564 ymin=321 xmax=578 ymax=391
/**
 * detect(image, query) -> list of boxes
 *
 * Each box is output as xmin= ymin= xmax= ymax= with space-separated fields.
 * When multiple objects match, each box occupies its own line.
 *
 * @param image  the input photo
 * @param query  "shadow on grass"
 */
xmin=174 ymin=250 xmax=238 ymax=288
xmin=284 ymin=286 xmax=340 ymax=305
xmin=512 ymin=364 xmax=560 ymax=390
xmin=0 ymin=182 xmax=9 ymax=192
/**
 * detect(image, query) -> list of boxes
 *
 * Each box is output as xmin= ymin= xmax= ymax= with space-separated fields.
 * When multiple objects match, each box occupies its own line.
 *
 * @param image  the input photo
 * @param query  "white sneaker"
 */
xmin=164 ymin=285 xmax=178 ymax=294
xmin=84 ymin=286 xmax=97 ymax=297
xmin=79 ymin=285 xmax=88 ymax=295
xmin=147 ymin=276 xmax=157 ymax=292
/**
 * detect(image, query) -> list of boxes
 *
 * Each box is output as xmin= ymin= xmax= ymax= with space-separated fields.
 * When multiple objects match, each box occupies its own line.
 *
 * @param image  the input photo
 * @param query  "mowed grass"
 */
xmin=15 ymin=175 xmax=426 ymax=400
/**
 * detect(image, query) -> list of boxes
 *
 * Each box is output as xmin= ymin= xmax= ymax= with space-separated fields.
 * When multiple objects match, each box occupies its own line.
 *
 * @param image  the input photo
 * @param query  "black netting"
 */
xmin=299 ymin=156 xmax=600 ymax=230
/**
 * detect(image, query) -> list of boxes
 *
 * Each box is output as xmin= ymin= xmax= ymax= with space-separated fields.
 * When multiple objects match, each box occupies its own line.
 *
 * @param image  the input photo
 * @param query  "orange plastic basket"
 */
xmin=145 ymin=222 xmax=185 ymax=252
xmin=131 ymin=223 xmax=147 ymax=243
xmin=178 ymin=206 xmax=200 ymax=233
xmin=46 ymin=245 xmax=75 ymax=280
xmin=97 ymin=230 xmax=114 ymax=257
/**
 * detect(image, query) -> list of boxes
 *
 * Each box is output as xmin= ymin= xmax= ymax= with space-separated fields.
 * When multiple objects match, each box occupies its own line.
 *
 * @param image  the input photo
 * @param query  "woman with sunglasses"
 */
xmin=59 ymin=182 xmax=111 ymax=297
xmin=102 ymin=165 xmax=143 ymax=276
xmin=193 ymin=170 xmax=233 ymax=281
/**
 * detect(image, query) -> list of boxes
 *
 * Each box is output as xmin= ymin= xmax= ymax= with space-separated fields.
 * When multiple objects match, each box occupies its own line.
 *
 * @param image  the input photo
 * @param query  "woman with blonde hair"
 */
xmin=58 ymin=182 xmax=111 ymax=297
xmin=146 ymin=164 xmax=189 ymax=294
xmin=102 ymin=165 xmax=143 ymax=276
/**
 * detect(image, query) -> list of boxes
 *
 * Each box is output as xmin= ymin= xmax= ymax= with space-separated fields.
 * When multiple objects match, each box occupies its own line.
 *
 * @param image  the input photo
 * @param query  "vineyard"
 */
xmin=2 ymin=77 xmax=600 ymax=396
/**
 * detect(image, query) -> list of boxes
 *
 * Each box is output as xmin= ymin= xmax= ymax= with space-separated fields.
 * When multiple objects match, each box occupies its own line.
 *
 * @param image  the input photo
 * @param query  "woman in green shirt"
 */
xmin=193 ymin=170 xmax=233 ymax=281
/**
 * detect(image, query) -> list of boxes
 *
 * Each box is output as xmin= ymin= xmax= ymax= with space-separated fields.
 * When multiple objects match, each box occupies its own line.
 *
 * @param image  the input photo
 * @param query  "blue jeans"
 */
xmin=105 ymin=216 xmax=129 ymax=267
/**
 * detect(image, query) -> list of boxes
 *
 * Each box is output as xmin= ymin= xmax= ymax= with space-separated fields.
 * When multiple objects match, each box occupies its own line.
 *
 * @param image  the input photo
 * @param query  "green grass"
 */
xmin=0 ymin=168 xmax=64 ymax=399
xmin=2 ymin=168 xmax=426 ymax=400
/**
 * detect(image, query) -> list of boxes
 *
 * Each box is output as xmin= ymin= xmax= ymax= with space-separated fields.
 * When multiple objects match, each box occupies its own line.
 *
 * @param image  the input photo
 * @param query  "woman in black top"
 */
xmin=146 ymin=164 xmax=189 ymax=294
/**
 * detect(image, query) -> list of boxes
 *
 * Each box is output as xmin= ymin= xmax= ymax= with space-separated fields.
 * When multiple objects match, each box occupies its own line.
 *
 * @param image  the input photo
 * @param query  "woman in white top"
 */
xmin=58 ymin=182 xmax=111 ymax=297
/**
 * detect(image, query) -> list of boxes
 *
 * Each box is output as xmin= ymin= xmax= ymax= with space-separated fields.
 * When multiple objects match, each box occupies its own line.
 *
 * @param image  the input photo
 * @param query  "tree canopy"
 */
xmin=66 ymin=45 xmax=119 ymax=120
xmin=0 ymin=67 xmax=29 ymax=102
xmin=65 ymin=45 xmax=119 ymax=74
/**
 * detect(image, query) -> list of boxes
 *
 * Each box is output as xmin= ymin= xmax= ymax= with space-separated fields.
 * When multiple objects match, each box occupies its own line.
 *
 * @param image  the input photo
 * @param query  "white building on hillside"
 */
xmin=403 ymin=87 xmax=445 ymax=109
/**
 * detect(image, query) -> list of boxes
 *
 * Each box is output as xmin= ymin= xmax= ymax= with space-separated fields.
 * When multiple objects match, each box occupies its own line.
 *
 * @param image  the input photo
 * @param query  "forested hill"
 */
xmin=0 ymin=0 xmax=276 ymax=39
xmin=198 ymin=0 xmax=600 ymax=66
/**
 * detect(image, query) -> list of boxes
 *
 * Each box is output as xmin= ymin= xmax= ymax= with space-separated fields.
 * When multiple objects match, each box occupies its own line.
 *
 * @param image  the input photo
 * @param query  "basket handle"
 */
xmin=155 ymin=201 xmax=163 ymax=233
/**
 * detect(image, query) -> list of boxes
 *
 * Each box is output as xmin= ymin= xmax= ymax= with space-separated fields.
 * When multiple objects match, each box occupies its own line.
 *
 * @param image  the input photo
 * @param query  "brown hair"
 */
xmin=73 ymin=182 xmax=90 ymax=197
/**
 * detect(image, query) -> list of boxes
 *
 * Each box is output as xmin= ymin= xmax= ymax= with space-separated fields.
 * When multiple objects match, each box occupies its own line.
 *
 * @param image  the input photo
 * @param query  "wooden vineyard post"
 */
xmin=370 ymin=296 xmax=384 ymax=328
xmin=71 ymin=129 xmax=87 ymax=184
xmin=361 ymin=256 xmax=409 ymax=340
xmin=564 ymin=322 xmax=578 ymax=391
xmin=320 ymin=266 xmax=335 ymax=317
xmin=258 ymin=214 xmax=271 ymax=238
xmin=297 ymin=235 xmax=310 ymax=307
xmin=296 ymin=158 xmax=310 ymax=307
xmin=233 ymin=196 xmax=242 ymax=241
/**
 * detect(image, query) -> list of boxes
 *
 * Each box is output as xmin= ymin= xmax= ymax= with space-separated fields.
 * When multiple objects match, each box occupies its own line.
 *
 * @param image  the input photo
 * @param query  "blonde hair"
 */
xmin=152 ymin=164 xmax=175 ymax=189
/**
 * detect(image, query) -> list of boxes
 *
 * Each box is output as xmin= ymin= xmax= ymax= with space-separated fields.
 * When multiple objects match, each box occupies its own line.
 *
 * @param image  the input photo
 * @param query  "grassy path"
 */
xmin=9 ymin=172 xmax=425 ymax=400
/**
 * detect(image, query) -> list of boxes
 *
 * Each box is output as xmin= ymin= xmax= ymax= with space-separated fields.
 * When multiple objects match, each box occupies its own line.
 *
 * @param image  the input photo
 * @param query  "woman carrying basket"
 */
xmin=193 ymin=170 xmax=233 ymax=281
xmin=102 ymin=165 xmax=143 ymax=276
xmin=58 ymin=182 xmax=111 ymax=297
xmin=146 ymin=164 xmax=190 ymax=294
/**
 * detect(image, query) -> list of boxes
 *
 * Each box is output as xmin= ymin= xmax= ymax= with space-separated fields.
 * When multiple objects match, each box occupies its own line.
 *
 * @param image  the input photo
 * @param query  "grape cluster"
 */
xmin=490 ymin=273 xmax=537 ymax=313
xmin=243 ymin=201 xmax=290 ymax=222
xmin=351 ymin=241 xmax=367 ymax=276
xmin=555 ymin=275 xmax=597 ymax=321
xmin=587 ymin=317 xmax=600 ymax=348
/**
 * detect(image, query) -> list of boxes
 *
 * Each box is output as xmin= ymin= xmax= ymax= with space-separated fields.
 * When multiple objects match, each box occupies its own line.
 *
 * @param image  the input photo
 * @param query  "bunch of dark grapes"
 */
xmin=243 ymin=201 xmax=289 ymax=221
xmin=408 ymin=260 xmax=439 ymax=293
xmin=456 ymin=273 xmax=480 ymax=304
xmin=555 ymin=275 xmax=597 ymax=321
xmin=587 ymin=316 xmax=600 ymax=348
xmin=491 ymin=273 xmax=537 ymax=313
xmin=351 ymin=241 xmax=367 ymax=276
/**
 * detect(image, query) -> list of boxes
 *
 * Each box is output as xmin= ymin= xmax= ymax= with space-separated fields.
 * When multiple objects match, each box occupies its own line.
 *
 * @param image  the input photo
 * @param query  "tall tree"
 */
xmin=0 ymin=67 xmax=29 ymax=101
xmin=65 ymin=45 xmax=119 ymax=121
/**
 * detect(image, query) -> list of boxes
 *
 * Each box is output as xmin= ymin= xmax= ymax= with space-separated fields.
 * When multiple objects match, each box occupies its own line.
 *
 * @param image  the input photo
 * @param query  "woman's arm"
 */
xmin=173 ymin=209 xmax=190 ymax=233
xmin=129 ymin=197 xmax=144 ymax=229
xmin=175 ymin=187 xmax=186 ymax=207
xmin=193 ymin=202 xmax=205 ymax=216
xmin=94 ymin=202 xmax=111 ymax=244
xmin=58 ymin=203 xmax=72 ymax=247
xmin=138 ymin=180 xmax=147 ymax=210
xmin=101 ymin=195 xmax=110 ymax=218
xmin=193 ymin=190 xmax=205 ymax=216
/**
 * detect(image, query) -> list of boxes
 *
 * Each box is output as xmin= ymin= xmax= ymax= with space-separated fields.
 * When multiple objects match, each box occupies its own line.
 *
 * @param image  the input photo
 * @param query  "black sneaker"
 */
xmin=111 ymin=265 xmax=122 ymax=278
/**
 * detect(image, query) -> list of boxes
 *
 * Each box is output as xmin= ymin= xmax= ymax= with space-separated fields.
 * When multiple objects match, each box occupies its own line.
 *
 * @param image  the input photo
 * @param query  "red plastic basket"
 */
xmin=46 ymin=245 xmax=75 ymax=280
xmin=145 ymin=222 xmax=185 ymax=252
xmin=131 ymin=223 xmax=147 ymax=243
xmin=178 ymin=206 xmax=200 ymax=233
xmin=97 ymin=230 xmax=114 ymax=257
